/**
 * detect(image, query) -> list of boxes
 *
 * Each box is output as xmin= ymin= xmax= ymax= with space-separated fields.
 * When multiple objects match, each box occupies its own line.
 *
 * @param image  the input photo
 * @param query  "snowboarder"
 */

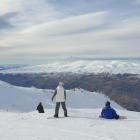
xmin=52 ymin=82 xmax=67 ymax=118
xmin=36 ymin=102 xmax=45 ymax=113
xmin=100 ymin=101 xmax=119 ymax=119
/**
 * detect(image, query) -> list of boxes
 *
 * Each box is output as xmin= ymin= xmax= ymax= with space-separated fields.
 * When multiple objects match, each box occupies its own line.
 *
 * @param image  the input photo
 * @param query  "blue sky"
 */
xmin=0 ymin=0 xmax=140 ymax=64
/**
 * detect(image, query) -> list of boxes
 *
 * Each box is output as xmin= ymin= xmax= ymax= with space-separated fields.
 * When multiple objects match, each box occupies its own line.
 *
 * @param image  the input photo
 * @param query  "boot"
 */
xmin=54 ymin=114 xmax=58 ymax=118
xmin=64 ymin=113 xmax=67 ymax=117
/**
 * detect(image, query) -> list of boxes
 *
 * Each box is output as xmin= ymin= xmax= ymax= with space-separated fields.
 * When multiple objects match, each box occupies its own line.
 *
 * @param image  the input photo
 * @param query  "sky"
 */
xmin=0 ymin=0 xmax=140 ymax=64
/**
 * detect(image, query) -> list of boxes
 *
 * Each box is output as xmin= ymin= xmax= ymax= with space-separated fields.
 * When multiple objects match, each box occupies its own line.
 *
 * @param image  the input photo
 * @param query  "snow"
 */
xmin=0 ymin=81 xmax=122 ymax=112
xmin=0 ymin=80 xmax=140 ymax=140
xmin=1 ymin=60 xmax=140 ymax=74
xmin=0 ymin=109 xmax=140 ymax=140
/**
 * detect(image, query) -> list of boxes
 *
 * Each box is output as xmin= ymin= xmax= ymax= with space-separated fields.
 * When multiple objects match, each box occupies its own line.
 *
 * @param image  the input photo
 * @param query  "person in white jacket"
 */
xmin=52 ymin=82 xmax=67 ymax=118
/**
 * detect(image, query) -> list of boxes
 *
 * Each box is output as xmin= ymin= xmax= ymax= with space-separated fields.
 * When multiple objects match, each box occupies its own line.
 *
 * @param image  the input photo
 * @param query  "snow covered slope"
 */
xmin=0 ymin=80 xmax=122 ymax=112
xmin=0 ymin=109 xmax=140 ymax=140
xmin=0 ymin=81 xmax=140 ymax=140
xmin=0 ymin=81 xmax=49 ymax=112
xmin=1 ymin=60 xmax=140 ymax=74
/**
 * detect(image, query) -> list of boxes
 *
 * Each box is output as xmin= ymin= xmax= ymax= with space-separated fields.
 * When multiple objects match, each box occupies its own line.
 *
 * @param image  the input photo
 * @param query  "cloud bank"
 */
xmin=0 ymin=0 xmax=140 ymax=64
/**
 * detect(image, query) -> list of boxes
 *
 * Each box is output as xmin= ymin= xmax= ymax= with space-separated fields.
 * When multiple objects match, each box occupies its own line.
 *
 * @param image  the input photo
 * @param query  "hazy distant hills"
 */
xmin=1 ymin=60 xmax=140 ymax=74
xmin=0 ymin=65 xmax=27 ymax=71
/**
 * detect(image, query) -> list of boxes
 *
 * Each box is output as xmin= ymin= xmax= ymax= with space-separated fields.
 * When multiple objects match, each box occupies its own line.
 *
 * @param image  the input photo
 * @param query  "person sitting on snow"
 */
xmin=52 ymin=82 xmax=67 ymax=118
xmin=101 ymin=101 xmax=119 ymax=119
xmin=36 ymin=102 xmax=45 ymax=113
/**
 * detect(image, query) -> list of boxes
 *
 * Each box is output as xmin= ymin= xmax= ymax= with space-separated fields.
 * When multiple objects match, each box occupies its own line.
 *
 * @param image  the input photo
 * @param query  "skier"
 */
xmin=101 ymin=101 xmax=119 ymax=119
xmin=52 ymin=82 xmax=67 ymax=118
xmin=36 ymin=102 xmax=45 ymax=113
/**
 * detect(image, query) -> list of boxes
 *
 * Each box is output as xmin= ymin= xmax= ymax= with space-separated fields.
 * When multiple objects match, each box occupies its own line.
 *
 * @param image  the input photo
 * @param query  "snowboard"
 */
xmin=47 ymin=116 xmax=68 ymax=119
xmin=99 ymin=115 xmax=127 ymax=120
xmin=47 ymin=115 xmax=127 ymax=120
xmin=47 ymin=116 xmax=99 ymax=120
xmin=119 ymin=116 xmax=127 ymax=119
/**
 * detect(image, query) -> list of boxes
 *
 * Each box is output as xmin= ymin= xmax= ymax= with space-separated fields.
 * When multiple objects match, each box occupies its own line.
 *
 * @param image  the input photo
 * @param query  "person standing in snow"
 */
xmin=101 ymin=101 xmax=119 ymax=119
xmin=52 ymin=82 xmax=67 ymax=118
xmin=36 ymin=102 xmax=45 ymax=113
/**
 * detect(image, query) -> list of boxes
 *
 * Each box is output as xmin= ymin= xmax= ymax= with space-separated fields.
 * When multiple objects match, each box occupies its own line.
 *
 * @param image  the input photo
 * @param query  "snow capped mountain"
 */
xmin=1 ymin=60 xmax=140 ymax=74
xmin=0 ymin=64 xmax=27 ymax=71
xmin=0 ymin=80 xmax=122 ymax=112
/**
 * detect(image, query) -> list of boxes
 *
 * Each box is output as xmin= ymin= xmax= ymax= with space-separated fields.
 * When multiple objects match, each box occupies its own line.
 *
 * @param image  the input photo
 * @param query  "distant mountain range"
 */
xmin=0 ymin=60 xmax=140 ymax=112
xmin=0 ymin=64 xmax=27 ymax=71
xmin=0 ymin=60 xmax=140 ymax=74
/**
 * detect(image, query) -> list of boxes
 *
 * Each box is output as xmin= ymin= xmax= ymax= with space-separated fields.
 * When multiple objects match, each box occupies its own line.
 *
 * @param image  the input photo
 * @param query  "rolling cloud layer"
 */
xmin=0 ymin=0 xmax=140 ymax=64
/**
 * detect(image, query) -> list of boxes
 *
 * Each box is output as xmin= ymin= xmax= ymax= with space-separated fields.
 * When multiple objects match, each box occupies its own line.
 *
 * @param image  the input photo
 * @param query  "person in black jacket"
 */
xmin=36 ymin=102 xmax=45 ymax=113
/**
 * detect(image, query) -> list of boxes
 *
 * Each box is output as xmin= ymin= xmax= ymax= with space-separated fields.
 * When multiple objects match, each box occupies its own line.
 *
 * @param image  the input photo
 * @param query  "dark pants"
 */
xmin=55 ymin=102 xmax=67 ymax=116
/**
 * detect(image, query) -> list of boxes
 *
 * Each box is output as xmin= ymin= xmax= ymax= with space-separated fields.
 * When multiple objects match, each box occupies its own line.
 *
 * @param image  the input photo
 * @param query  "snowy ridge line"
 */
xmin=0 ymin=80 xmax=123 ymax=112
xmin=0 ymin=60 xmax=140 ymax=74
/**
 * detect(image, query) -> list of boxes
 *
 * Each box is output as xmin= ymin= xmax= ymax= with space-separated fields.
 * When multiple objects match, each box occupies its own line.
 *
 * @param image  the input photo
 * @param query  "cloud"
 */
xmin=0 ymin=0 xmax=60 ymax=27
xmin=22 ymin=11 xmax=108 ymax=35
xmin=0 ymin=0 xmax=24 ymax=14
xmin=0 ymin=11 xmax=110 ymax=54
xmin=0 ymin=12 xmax=18 ymax=30
xmin=1 ymin=16 xmax=140 ymax=59
xmin=0 ymin=0 xmax=140 ymax=64
xmin=0 ymin=11 xmax=108 ymax=45
xmin=133 ymin=0 xmax=140 ymax=4
xmin=1 ymin=15 xmax=140 ymax=58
